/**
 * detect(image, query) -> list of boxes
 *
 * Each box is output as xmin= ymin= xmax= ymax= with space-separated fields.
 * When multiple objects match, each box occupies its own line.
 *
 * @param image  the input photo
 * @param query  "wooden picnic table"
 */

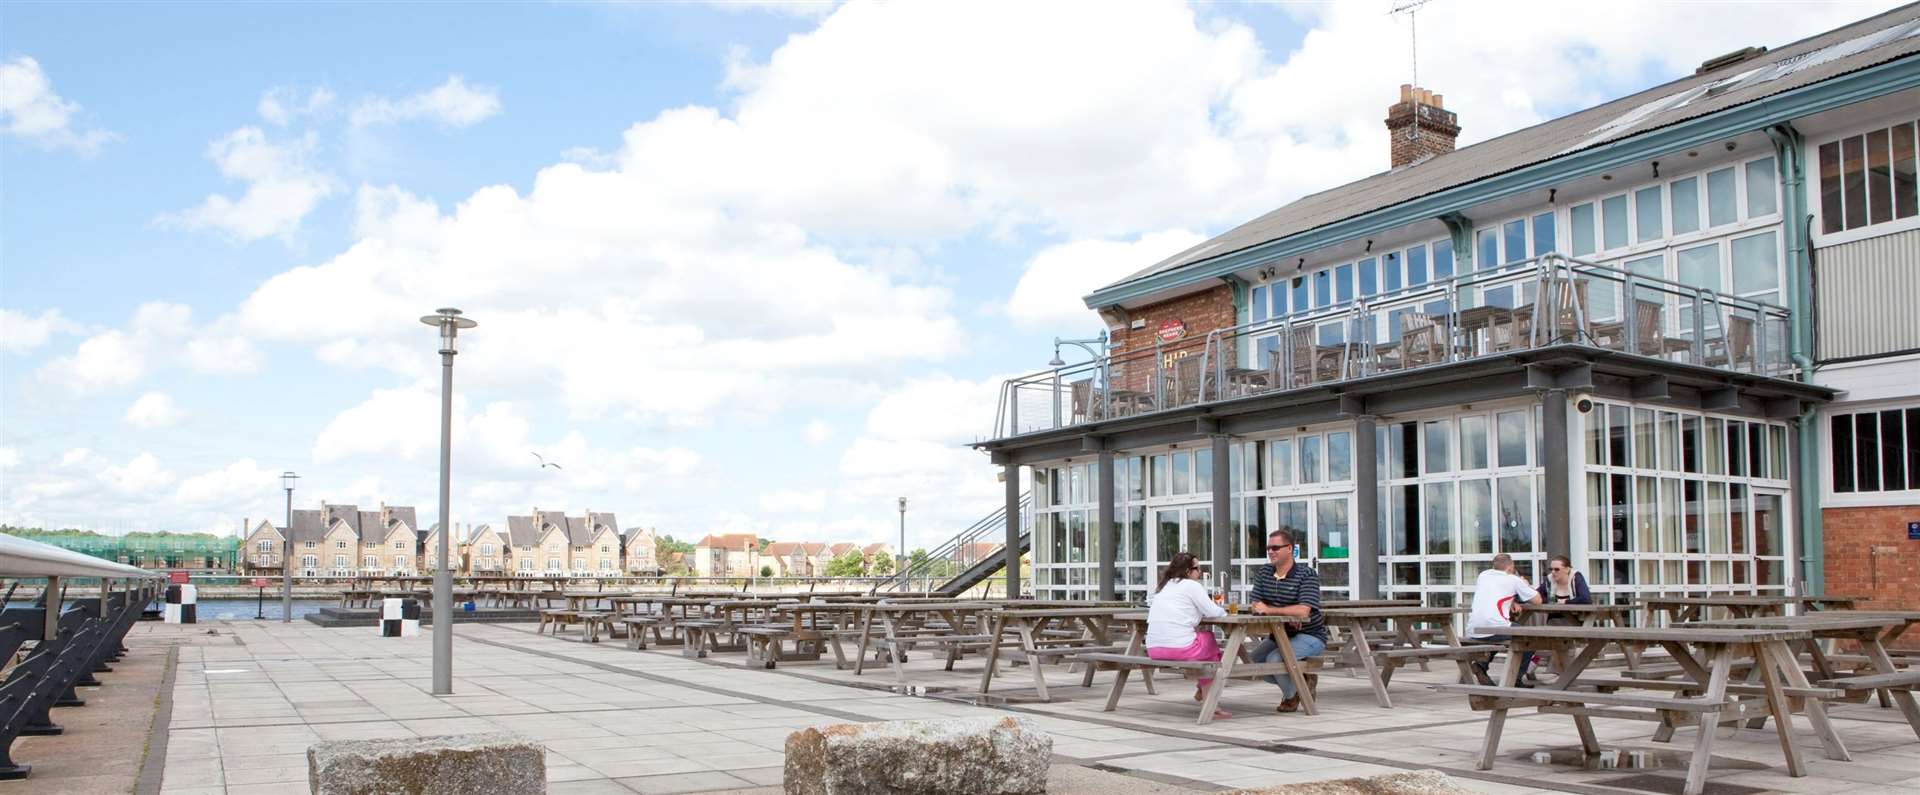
xmin=978 ymin=606 xmax=1136 ymax=701
xmin=848 ymin=602 xmax=998 ymax=684
xmin=1105 ymin=612 xmax=1319 ymax=724
xmin=1518 ymin=603 xmax=1641 ymax=674
xmin=1643 ymin=594 xmax=1859 ymax=626
xmin=1321 ymin=606 xmax=1490 ymax=708
xmin=1685 ymin=611 xmax=1920 ymax=739
xmin=749 ymin=602 xmax=874 ymax=669
xmin=1440 ymin=624 xmax=1837 ymax=795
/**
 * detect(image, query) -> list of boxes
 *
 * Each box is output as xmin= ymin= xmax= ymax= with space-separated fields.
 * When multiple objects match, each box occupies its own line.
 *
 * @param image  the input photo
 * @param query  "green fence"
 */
xmin=1 ymin=528 xmax=239 ymax=570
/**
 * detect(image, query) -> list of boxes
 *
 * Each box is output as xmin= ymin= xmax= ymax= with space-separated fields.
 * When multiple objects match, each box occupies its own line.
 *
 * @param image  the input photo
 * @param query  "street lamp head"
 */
xmin=898 ymin=497 xmax=907 ymax=511
xmin=419 ymin=307 xmax=479 ymax=353
xmin=281 ymin=471 xmax=299 ymax=491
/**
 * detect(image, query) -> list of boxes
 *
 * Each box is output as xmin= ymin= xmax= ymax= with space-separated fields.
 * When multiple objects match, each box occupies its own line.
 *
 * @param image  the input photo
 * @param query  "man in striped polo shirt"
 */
xmin=1249 ymin=526 xmax=1325 ymax=713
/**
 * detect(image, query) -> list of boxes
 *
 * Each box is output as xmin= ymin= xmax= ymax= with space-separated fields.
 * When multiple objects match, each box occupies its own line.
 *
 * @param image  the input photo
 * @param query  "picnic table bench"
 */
xmin=751 ymin=602 xmax=871 ymax=669
xmin=1684 ymin=611 xmax=1920 ymax=739
xmin=1435 ymin=624 xmax=1840 ymax=795
xmin=1099 ymin=612 xmax=1322 ymax=724
xmin=977 ymin=606 xmax=1136 ymax=701
xmin=849 ymin=602 xmax=999 ymax=684
xmin=1320 ymin=606 xmax=1497 ymax=708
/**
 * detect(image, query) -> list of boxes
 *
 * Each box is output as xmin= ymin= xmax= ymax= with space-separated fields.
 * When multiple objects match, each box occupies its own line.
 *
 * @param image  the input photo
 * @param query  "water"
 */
xmin=1518 ymin=747 xmax=1765 ymax=772
xmin=181 ymin=598 xmax=331 ymax=621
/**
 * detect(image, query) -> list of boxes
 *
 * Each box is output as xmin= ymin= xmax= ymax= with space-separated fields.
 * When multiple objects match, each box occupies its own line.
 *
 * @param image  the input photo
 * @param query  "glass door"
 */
xmin=1751 ymin=489 xmax=1790 ymax=592
xmin=1265 ymin=494 xmax=1352 ymax=597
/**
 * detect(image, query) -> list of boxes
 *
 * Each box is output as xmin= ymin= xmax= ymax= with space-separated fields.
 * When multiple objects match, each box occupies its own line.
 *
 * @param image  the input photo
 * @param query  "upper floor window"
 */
xmin=257 ymin=540 xmax=273 ymax=552
xmin=305 ymin=541 xmax=316 ymax=548
xmin=1829 ymin=404 xmax=1919 ymax=498
xmin=1570 ymin=156 xmax=1778 ymax=258
xmin=1818 ymin=118 xmax=1919 ymax=236
xmin=394 ymin=540 xmax=406 ymax=549
xmin=335 ymin=541 xmax=347 ymax=548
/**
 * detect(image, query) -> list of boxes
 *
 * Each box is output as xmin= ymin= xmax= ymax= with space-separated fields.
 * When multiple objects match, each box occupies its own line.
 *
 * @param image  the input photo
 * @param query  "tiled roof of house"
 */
xmin=1097 ymin=6 xmax=1920 ymax=302
xmin=764 ymin=541 xmax=802 ymax=556
xmin=466 ymin=523 xmax=496 ymax=544
xmin=696 ymin=533 xmax=757 ymax=552
xmin=828 ymin=542 xmax=857 ymax=557
xmin=287 ymin=509 xmax=328 ymax=545
xmin=505 ymin=515 xmax=540 ymax=547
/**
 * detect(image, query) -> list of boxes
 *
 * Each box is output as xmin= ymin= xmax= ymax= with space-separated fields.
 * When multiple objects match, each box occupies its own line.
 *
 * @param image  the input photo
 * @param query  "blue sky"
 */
xmin=1 ymin=0 xmax=1898 ymax=548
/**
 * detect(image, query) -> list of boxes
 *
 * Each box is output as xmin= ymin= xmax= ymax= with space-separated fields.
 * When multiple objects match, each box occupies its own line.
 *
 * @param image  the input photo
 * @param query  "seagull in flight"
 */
xmin=531 ymin=452 xmax=563 ymax=470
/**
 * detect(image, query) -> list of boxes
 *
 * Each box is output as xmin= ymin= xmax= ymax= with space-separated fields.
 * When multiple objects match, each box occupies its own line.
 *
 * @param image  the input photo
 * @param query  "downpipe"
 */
xmin=1767 ymin=123 xmax=1822 ymax=595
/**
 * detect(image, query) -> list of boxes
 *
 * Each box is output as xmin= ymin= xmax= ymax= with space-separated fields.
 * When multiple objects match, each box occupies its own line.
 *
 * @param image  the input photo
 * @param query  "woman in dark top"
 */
xmin=1537 ymin=554 xmax=1591 ymax=605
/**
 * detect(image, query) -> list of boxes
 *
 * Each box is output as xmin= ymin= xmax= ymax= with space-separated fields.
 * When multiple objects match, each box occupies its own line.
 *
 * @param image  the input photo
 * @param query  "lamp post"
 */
xmin=280 ymin=471 xmax=297 ymax=623
xmin=420 ymin=307 xmax=476 ymax=697
xmin=896 ymin=497 xmax=907 ymax=585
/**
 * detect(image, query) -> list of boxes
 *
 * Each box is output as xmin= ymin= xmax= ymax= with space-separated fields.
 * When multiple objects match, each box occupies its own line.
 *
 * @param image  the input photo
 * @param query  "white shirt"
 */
xmin=1145 ymin=578 xmax=1225 ymax=648
xmin=1467 ymin=568 xmax=1539 ymax=638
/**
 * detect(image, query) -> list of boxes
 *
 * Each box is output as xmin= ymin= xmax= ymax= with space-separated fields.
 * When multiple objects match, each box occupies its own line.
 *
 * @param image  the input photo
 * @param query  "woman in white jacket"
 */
xmin=1145 ymin=551 xmax=1230 ymax=719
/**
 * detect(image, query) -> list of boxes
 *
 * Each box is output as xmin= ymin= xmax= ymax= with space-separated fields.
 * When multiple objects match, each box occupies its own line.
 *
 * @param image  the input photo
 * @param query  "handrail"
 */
xmin=991 ymin=253 xmax=1794 ymax=440
xmin=0 ymin=534 xmax=165 ymax=579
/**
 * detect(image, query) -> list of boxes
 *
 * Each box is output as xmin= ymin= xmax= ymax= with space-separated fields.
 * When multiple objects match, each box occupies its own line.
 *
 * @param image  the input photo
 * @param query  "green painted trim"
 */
xmin=1224 ymin=275 xmax=1250 ymax=369
xmin=1087 ymin=54 xmax=1920 ymax=309
xmin=1441 ymin=213 xmax=1475 ymax=276
xmin=1768 ymin=121 xmax=1825 ymax=595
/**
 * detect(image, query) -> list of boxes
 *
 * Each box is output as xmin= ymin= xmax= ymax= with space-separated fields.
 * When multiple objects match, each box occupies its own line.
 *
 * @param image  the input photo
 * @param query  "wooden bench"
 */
xmin=1819 ymin=670 xmax=1920 ymax=691
xmin=537 ymin=609 xmax=574 ymax=635
xmin=574 ymin=612 xmax=613 ymax=643
xmin=738 ymin=626 xmax=793 ymax=669
xmin=678 ymin=620 xmax=723 ymax=658
xmin=620 ymin=616 xmax=662 ymax=650
xmin=1436 ymin=683 xmax=1735 ymax=713
xmin=1076 ymin=652 xmax=1324 ymax=712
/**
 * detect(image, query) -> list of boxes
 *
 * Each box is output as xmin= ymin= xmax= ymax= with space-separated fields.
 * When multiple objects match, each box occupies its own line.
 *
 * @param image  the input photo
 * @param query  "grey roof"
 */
xmin=386 ymin=506 xmax=418 ymax=531
xmin=1098 ymin=6 xmax=1920 ymax=302
xmin=322 ymin=504 xmax=361 ymax=538
xmin=467 ymin=523 xmax=496 ymax=544
xmin=564 ymin=515 xmax=592 ymax=545
xmin=505 ymin=515 xmax=540 ymax=547
xmin=589 ymin=511 xmax=618 ymax=537
xmin=358 ymin=511 xmax=384 ymax=540
xmin=287 ymin=509 xmax=328 ymax=545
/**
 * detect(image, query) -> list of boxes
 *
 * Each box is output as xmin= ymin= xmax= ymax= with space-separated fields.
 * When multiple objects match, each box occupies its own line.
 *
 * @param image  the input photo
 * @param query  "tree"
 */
xmin=825 ymin=549 xmax=867 ymax=577
xmin=759 ymin=565 xmax=774 ymax=578
xmin=869 ymin=553 xmax=894 ymax=575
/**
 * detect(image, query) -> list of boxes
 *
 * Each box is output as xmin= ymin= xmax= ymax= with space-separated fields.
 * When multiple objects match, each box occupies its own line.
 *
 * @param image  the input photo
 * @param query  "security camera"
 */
xmin=1575 ymin=396 xmax=1596 ymax=414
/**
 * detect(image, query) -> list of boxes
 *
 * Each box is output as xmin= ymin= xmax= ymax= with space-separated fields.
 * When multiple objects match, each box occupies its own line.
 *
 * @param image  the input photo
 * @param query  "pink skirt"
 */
xmin=1148 ymin=631 xmax=1221 ymax=686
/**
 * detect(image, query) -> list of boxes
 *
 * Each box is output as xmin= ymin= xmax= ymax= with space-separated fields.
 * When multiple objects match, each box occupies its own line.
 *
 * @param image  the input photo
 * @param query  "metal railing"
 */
xmin=882 ymin=491 xmax=1031 ymax=593
xmin=991 ymin=253 xmax=1794 ymax=439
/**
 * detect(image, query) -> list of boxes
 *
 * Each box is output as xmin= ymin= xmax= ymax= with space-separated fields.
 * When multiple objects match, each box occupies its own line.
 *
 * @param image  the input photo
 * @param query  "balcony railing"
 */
xmin=991 ymin=254 xmax=1793 ymax=439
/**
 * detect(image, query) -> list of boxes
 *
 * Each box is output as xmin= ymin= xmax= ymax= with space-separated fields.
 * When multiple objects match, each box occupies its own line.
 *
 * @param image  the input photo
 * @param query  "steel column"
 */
xmin=1096 ymin=449 xmax=1117 ymax=601
xmin=43 ymin=576 xmax=59 ymax=640
xmin=281 ymin=486 xmax=293 ymax=623
xmin=432 ymin=345 xmax=455 ymax=695
xmin=1210 ymin=434 xmax=1231 ymax=593
xmin=1353 ymin=415 xmax=1380 ymax=599
xmin=1543 ymin=389 xmax=1572 ymax=558
xmin=1004 ymin=463 xmax=1022 ymax=598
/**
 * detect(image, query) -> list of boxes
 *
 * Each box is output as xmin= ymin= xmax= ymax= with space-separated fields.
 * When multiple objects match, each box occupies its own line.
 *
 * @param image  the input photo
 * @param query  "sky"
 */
xmin=0 ymin=0 xmax=1901 ymax=550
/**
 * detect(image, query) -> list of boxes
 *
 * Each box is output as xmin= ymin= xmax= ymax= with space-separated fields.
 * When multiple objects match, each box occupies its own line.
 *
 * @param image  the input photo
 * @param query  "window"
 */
xmin=1571 ymin=203 xmax=1596 ymax=256
xmin=1634 ymin=186 xmax=1663 ymax=242
xmin=1820 ymin=119 xmax=1920 ymax=235
xmin=257 ymin=540 xmax=273 ymax=552
xmin=1828 ymin=405 xmax=1920 ymax=497
xmin=1706 ymin=166 xmax=1738 ymax=227
xmin=305 ymin=541 xmax=315 ymax=548
xmin=1432 ymin=238 xmax=1454 ymax=279
xmin=1601 ymin=194 xmax=1630 ymax=250
xmin=394 ymin=540 xmax=405 ymax=549
xmin=1671 ymin=176 xmax=1701 ymax=235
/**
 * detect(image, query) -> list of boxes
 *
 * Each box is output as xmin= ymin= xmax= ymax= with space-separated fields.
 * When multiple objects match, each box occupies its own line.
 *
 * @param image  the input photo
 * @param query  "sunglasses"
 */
xmin=1265 ymin=545 xmax=1292 ymax=552
xmin=1549 ymin=566 xmax=1568 ymax=572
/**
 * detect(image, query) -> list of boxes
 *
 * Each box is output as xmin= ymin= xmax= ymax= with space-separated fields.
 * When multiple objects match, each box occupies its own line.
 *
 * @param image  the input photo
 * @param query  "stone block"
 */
xmin=1223 ymin=768 xmax=1472 ymax=795
xmin=307 ymin=732 xmax=545 ymax=795
xmin=784 ymin=716 xmax=1049 ymax=795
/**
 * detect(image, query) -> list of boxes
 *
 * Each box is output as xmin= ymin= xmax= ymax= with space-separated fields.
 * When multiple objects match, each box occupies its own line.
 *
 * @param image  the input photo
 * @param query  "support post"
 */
xmin=1004 ymin=463 xmax=1022 ymax=599
xmin=1544 ymin=389 xmax=1572 ymax=559
xmin=1097 ymin=450 xmax=1117 ymax=601
xmin=1210 ymin=434 xmax=1232 ymax=594
xmin=432 ymin=347 xmax=455 ymax=696
xmin=1353 ymin=415 xmax=1380 ymax=599
xmin=282 ymin=487 xmax=293 ymax=623
xmin=43 ymin=576 xmax=59 ymax=640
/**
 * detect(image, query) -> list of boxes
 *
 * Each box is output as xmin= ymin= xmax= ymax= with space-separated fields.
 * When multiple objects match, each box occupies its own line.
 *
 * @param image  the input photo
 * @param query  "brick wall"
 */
xmin=1108 ymin=284 xmax=1238 ymax=397
xmin=1823 ymin=505 xmax=1920 ymax=648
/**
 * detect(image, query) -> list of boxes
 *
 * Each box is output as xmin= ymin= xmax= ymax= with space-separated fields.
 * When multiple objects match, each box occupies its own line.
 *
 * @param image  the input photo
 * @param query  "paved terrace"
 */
xmin=95 ymin=620 xmax=1920 ymax=795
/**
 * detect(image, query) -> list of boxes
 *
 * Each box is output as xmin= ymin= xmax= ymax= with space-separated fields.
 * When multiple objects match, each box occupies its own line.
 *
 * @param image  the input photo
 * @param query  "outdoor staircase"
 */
xmin=883 ymin=492 xmax=1030 ymax=597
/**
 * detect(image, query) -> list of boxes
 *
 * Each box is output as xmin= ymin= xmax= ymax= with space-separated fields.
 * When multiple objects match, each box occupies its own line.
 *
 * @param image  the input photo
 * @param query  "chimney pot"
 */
xmin=1399 ymin=83 xmax=1414 ymax=102
xmin=1386 ymin=84 xmax=1461 ymax=169
xmin=1432 ymin=93 xmax=1444 ymax=109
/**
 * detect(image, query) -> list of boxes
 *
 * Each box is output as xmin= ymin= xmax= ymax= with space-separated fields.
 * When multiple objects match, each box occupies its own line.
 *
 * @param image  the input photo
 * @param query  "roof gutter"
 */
xmin=1086 ymin=53 xmax=1920 ymax=310
xmin=1766 ymin=121 xmax=1824 ymax=596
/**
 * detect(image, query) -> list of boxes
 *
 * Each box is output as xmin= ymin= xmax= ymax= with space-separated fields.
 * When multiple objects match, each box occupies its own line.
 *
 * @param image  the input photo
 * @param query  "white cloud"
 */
xmin=350 ymin=76 xmax=501 ymax=129
xmin=101 ymin=452 xmax=173 ymax=494
xmin=258 ymin=85 xmax=336 ymax=126
xmin=758 ymin=489 xmax=828 ymax=513
xmin=700 ymin=0 xmax=838 ymax=18
xmin=0 ymin=447 xmax=18 ymax=470
xmin=0 ymin=56 xmax=115 ymax=154
xmin=125 ymin=391 xmax=186 ymax=429
xmin=173 ymin=458 xmax=277 ymax=507
xmin=160 ymin=127 xmax=338 ymax=243
xmin=0 ymin=308 xmax=80 ymax=353
xmin=804 ymin=419 xmax=834 ymax=446
xmin=36 ymin=302 xmax=258 ymax=394
xmin=1006 ymin=230 xmax=1207 ymax=329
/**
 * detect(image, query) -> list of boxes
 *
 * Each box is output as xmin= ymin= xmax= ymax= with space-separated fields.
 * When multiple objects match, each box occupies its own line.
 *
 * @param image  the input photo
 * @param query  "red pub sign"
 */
xmin=169 ymin=571 xmax=189 ymax=584
xmin=1156 ymin=318 xmax=1187 ymax=342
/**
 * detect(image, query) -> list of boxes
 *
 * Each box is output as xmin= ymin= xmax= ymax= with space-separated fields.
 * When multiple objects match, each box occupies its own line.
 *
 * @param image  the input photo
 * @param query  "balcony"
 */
xmin=991 ymin=254 xmax=1794 ymax=440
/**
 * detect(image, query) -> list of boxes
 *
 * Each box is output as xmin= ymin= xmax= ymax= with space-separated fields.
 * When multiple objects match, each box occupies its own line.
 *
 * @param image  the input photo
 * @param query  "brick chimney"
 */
xmin=1385 ymin=84 xmax=1460 ymax=169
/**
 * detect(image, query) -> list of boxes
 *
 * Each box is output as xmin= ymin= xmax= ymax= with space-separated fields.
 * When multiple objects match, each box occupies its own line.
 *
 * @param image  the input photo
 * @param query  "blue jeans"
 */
xmin=1250 ymin=633 xmax=1326 ymax=698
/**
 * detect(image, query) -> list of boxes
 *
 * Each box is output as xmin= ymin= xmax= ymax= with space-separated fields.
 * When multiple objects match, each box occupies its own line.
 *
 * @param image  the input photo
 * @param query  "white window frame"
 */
xmin=1820 ymin=399 xmax=1920 ymax=507
xmin=1806 ymin=110 xmax=1920 ymax=247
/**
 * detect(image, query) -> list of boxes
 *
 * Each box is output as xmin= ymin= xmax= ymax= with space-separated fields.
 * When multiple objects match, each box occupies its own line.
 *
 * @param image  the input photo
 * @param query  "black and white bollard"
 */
xmin=163 ymin=584 xmax=198 ymax=624
xmin=379 ymin=598 xmax=420 ymax=638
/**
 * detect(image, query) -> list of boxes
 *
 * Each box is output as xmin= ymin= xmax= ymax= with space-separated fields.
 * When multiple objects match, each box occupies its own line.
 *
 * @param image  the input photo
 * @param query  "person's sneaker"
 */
xmin=1471 ymin=660 xmax=1495 ymax=686
xmin=1276 ymin=695 xmax=1300 ymax=713
xmin=1514 ymin=679 xmax=1535 ymax=689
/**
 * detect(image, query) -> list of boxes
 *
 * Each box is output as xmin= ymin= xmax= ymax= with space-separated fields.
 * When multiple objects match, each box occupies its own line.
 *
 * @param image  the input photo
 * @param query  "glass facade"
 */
xmin=1028 ymin=397 xmax=1796 ymax=609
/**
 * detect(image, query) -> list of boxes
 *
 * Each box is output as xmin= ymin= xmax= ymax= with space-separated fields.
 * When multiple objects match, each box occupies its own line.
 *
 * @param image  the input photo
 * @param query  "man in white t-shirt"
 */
xmin=1466 ymin=554 xmax=1541 ymax=686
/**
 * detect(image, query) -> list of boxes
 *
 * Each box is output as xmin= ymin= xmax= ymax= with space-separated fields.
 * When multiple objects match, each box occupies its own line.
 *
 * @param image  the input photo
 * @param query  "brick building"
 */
xmin=979 ymin=7 xmax=1920 ymax=644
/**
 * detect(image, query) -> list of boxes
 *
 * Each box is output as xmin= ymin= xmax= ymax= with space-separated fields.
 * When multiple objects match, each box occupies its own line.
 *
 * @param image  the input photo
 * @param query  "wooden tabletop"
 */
xmin=1522 ymin=603 xmax=1627 ymax=613
xmin=989 ymin=606 xmax=1139 ymax=619
xmin=1498 ymin=625 xmax=1813 ymax=644
xmin=1324 ymin=599 xmax=1422 ymax=609
xmin=848 ymin=602 xmax=993 ymax=613
xmin=1643 ymin=595 xmax=1800 ymax=607
xmin=1685 ymin=613 xmax=1916 ymax=632
xmin=1322 ymin=606 xmax=1466 ymax=619
xmin=1113 ymin=612 xmax=1304 ymax=625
